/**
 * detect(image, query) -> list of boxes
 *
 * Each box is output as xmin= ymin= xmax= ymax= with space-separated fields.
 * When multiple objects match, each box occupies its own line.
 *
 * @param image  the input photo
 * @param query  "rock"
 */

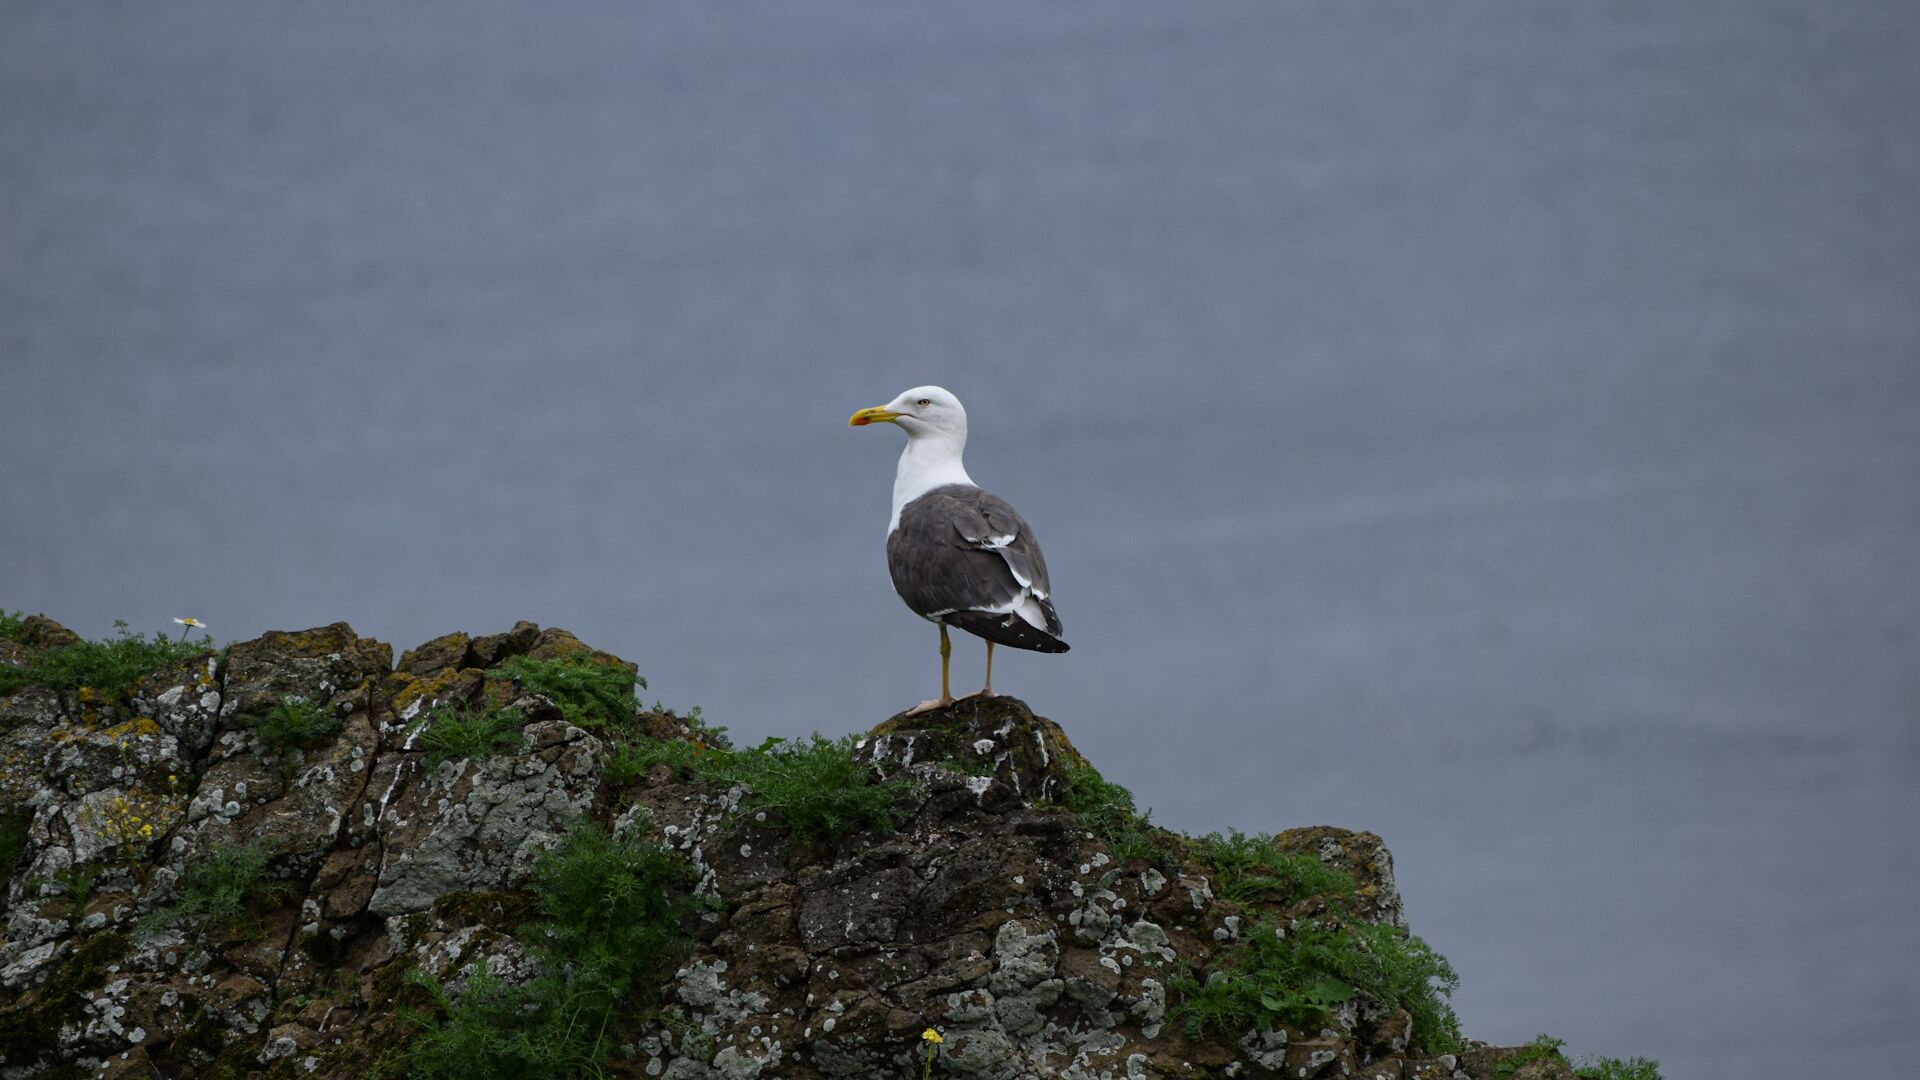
xmin=18 ymin=615 xmax=82 ymax=651
xmin=1461 ymin=1044 xmax=1580 ymax=1079
xmin=856 ymin=694 xmax=1088 ymax=805
xmin=1275 ymin=825 xmax=1407 ymax=928
xmin=0 ymin=616 xmax=1536 ymax=1080
xmin=221 ymin=622 xmax=391 ymax=719
xmin=364 ymin=719 xmax=601 ymax=918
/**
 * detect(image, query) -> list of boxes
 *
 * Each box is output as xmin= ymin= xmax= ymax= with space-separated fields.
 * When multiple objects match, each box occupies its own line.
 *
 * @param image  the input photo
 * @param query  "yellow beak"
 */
xmin=849 ymin=406 xmax=903 ymax=427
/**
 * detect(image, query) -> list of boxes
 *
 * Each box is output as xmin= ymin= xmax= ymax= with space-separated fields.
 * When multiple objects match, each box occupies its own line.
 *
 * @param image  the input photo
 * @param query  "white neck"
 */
xmin=888 ymin=429 xmax=974 ymax=532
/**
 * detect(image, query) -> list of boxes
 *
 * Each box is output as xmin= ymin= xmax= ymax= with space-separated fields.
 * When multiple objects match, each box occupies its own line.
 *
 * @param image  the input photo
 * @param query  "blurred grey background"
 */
xmin=3 ymin=3 xmax=1917 ymax=1076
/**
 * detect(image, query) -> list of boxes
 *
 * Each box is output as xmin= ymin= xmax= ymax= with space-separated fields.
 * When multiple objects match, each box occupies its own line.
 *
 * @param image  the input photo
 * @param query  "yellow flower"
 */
xmin=140 ymin=824 xmax=154 ymax=836
xmin=921 ymin=1029 xmax=943 ymax=1044
xmin=173 ymin=617 xmax=205 ymax=629
xmin=168 ymin=774 xmax=178 ymax=785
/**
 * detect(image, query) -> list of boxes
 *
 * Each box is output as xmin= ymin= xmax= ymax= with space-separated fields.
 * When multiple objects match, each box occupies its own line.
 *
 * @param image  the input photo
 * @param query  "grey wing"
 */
xmin=888 ymin=485 xmax=1067 ymax=649
xmin=948 ymin=490 xmax=1058 ymax=619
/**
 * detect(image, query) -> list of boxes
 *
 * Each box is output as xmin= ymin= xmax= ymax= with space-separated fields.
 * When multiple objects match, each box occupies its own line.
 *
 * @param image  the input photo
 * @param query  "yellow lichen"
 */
xmin=103 ymin=717 xmax=163 ymax=739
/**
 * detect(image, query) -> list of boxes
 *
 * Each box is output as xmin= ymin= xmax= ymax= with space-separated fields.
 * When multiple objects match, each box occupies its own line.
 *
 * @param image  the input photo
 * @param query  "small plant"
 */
xmin=1490 ymin=1035 xmax=1566 ymax=1080
xmin=1190 ymin=829 xmax=1354 ymax=907
xmin=418 ymin=704 xmax=526 ymax=767
xmin=0 ymin=620 xmax=211 ymax=699
xmin=1492 ymin=1037 xmax=1663 ymax=1080
xmin=719 ymin=735 xmax=923 ymax=845
xmin=0 ymin=610 xmax=25 ymax=641
xmin=51 ymin=862 xmax=101 ymax=908
xmin=404 ymin=820 xmax=703 ymax=1079
xmin=1170 ymin=842 xmax=1461 ymax=1054
xmin=143 ymin=840 xmax=290 ymax=935
xmin=250 ymin=696 xmax=341 ymax=776
xmin=1576 ymin=1055 xmax=1664 ymax=1080
xmin=920 ymin=1027 xmax=943 ymax=1078
xmin=487 ymin=652 xmax=642 ymax=731
xmin=680 ymin=705 xmax=730 ymax=748
xmin=603 ymin=734 xmax=708 ymax=785
xmin=1172 ymin=916 xmax=1459 ymax=1052
xmin=606 ymin=732 xmax=919 ymax=844
xmin=1059 ymin=765 xmax=1176 ymax=867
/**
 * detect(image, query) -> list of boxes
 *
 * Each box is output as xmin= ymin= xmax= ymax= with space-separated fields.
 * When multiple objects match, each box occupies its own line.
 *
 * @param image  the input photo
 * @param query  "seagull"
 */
xmin=850 ymin=385 xmax=1067 ymax=715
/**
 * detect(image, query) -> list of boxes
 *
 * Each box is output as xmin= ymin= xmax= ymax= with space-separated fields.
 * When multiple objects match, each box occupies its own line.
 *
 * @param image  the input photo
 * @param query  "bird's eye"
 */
xmin=916 ymin=398 xmax=931 ymax=407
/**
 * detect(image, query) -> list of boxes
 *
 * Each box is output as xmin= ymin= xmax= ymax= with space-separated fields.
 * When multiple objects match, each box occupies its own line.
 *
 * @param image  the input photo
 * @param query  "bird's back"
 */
xmin=887 ymin=483 xmax=1068 ymax=653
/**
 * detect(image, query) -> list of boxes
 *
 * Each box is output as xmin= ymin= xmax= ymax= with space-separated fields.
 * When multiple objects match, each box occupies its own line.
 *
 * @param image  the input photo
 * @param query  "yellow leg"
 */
xmin=939 ymin=623 xmax=951 ymax=701
xmin=907 ymin=625 xmax=957 ymax=716
xmin=962 ymin=641 xmax=999 ymax=700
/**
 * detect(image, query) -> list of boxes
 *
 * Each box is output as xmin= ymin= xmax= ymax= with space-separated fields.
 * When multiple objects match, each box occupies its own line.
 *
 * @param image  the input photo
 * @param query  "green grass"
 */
xmin=418 ymin=704 xmax=527 ymax=767
xmin=603 ymin=734 xmax=708 ymax=785
xmin=1490 ymin=1036 xmax=1664 ymax=1080
xmin=1058 ymin=765 xmax=1177 ymax=868
xmin=142 ymin=841 xmax=291 ymax=936
xmin=609 ymin=733 xmax=922 ymax=846
xmin=1490 ymin=1035 xmax=1566 ymax=1080
xmin=1190 ymin=829 xmax=1356 ymax=907
xmin=1172 ymin=917 xmax=1459 ymax=1052
xmin=249 ymin=696 xmax=341 ymax=775
xmin=0 ymin=610 xmax=25 ymax=641
xmin=487 ymin=652 xmax=643 ymax=731
xmin=404 ymin=821 xmax=702 ymax=1080
xmin=51 ymin=862 xmax=101 ymax=908
xmin=1576 ymin=1055 xmax=1664 ymax=1080
xmin=1170 ymin=845 xmax=1461 ymax=1054
xmin=0 ymin=620 xmax=211 ymax=699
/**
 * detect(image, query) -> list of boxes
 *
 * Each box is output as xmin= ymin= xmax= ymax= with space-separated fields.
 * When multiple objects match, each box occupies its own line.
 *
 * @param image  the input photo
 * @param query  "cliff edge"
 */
xmin=0 ymin=616 xmax=1596 ymax=1079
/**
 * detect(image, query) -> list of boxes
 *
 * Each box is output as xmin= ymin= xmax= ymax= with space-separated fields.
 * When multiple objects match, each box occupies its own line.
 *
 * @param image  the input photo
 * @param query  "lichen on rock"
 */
xmin=0 ymin=616 xmax=1569 ymax=1079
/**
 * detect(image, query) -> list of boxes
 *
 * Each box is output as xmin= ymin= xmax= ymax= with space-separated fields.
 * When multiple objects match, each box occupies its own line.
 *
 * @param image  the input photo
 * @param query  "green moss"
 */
xmin=486 ymin=652 xmax=643 ymax=731
xmin=0 ymin=931 xmax=129 ymax=1068
xmin=143 ymin=840 xmax=291 ymax=936
xmin=0 ymin=620 xmax=212 ymax=700
xmin=49 ymin=862 xmax=100 ymax=908
xmin=1490 ymin=1035 xmax=1566 ymax=1080
xmin=617 ymin=733 xmax=922 ymax=845
xmin=934 ymin=754 xmax=995 ymax=778
xmin=1059 ymin=765 xmax=1178 ymax=868
xmin=249 ymin=695 xmax=342 ymax=775
xmin=1170 ymin=846 xmax=1461 ymax=1054
xmin=1190 ymin=828 xmax=1355 ymax=907
xmin=1173 ymin=916 xmax=1459 ymax=1053
xmin=1576 ymin=1055 xmax=1664 ymax=1080
xmin=603 ymin=730 xmax=717 ymax=785
xmin=404 ymin=821 xmax=703 ymax=1079
xmin=418 ymin=704 xmax=527 ymax=767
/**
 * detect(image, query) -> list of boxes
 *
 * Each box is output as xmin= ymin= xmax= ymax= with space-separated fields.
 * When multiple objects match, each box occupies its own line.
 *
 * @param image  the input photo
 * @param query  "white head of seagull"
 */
xmin=848 ymin=385 xmax=976 ymax=533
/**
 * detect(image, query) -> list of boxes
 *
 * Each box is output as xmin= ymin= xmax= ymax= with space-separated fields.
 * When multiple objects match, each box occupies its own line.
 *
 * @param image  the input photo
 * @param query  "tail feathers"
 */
xmin=946 ymin=610 xmax=1070 ymax=653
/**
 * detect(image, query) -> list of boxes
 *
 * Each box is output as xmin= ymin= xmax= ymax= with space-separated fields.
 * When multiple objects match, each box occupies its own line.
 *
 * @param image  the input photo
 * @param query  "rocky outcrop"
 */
xmin=0 ymin=618 xmax=1559 ymax=1079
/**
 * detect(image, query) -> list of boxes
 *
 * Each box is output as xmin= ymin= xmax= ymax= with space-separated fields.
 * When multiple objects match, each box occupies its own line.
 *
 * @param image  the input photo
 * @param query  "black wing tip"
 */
xmin=945 ymin=611 xmax=1070 ymax=653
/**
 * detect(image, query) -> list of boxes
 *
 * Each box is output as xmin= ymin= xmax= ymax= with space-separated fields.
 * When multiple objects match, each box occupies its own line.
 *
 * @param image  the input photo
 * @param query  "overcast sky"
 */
xmin=4 ymin=4 xmax=1917 ymax=1077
